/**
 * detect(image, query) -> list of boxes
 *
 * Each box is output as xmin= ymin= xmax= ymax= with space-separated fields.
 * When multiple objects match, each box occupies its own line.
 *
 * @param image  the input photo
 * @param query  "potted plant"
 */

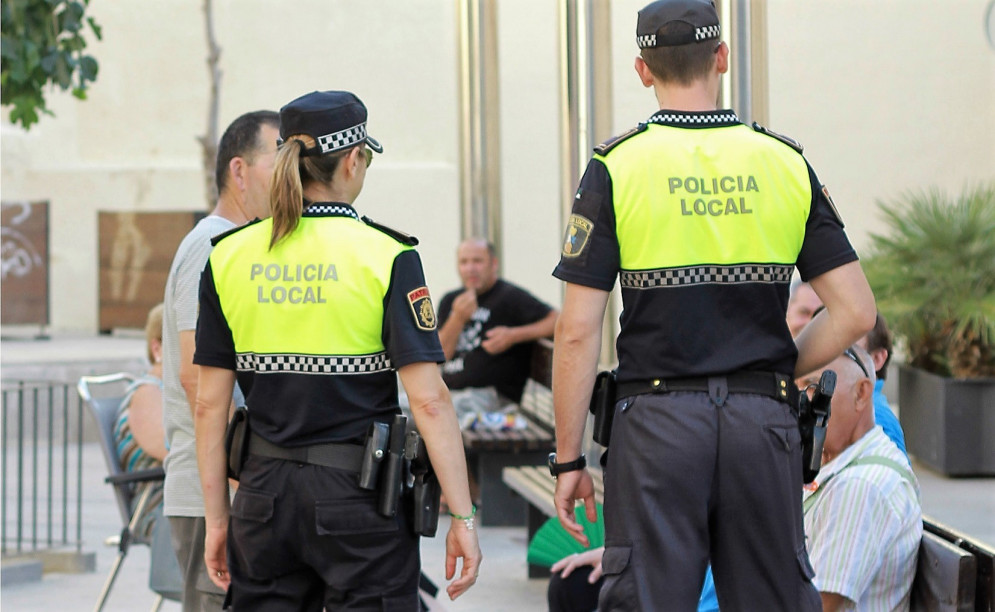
xmin=863 ymin=183 xmax=995 ymax=476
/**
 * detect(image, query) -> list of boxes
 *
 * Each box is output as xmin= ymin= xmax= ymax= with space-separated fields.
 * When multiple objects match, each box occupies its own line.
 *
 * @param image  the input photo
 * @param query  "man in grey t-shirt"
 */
xmin=162 ymin=110 xmax=278 ymax=611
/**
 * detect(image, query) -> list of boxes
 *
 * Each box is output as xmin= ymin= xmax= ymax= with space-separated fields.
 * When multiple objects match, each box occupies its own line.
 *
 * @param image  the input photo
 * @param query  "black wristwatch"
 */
xmin=548 ymin=452 xmax=587 ymax=478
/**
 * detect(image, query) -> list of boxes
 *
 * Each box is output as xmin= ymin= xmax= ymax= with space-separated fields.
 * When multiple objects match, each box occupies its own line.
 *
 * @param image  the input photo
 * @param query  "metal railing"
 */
xmin=1 ymin=379 xmax=84 ymax=556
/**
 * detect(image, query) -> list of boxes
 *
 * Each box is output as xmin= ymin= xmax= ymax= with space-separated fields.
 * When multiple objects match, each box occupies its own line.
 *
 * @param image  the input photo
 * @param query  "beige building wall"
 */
xmin=3 ymin=0 xmax=993 ymax=332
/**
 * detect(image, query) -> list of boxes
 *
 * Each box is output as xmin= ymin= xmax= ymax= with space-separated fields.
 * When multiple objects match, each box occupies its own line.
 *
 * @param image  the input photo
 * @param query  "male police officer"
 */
xmin=550 ymin=1 xmax=876 ymax=609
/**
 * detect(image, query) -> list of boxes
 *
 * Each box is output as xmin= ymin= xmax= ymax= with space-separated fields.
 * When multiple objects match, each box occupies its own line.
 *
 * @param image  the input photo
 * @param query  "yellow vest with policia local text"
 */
xmin=208 ymin=214 xmax=410 ymax=360
xmin=597 ymin=121 xmax=811 ymax=273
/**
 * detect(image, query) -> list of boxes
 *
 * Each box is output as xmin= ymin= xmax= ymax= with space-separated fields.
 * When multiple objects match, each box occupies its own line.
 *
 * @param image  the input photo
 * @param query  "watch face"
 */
xmin=547 ymin=452 xmax=558 ymax=475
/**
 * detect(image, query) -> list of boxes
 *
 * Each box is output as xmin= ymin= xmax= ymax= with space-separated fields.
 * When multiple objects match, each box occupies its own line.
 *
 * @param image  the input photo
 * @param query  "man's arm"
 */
xmin=820 ymin=592 xmax=848 ymax=612
xmin=481 ymin=309 xmax=559 ymax=355
xmin=178 ymin=330 xmax=199 ymax=415
xmin=194 ymin=365 xmax=236 ymax=590
xmin=795 ymin=261 xmax=876 ymax=376
xmin=552 ymin=283 xmax=608 ymax=545
xmin=438 ymin=289 xmax=476 ymax=360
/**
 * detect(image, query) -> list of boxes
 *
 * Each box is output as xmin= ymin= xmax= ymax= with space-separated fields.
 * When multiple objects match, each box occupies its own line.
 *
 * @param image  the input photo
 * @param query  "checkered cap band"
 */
xmin=236 ymin=352 xmax=392 ymax=375
xmin=317 ymin=122 xmax=368 ymax=154
xmin=303 ymin=205 xmax=358 ymax=219
xmin=648 ymin=111 xmax=739 ymax=125
xmin=696 ymin=25 xmax=720 ymax=41
xmin=636 ymin=25 xmax=720 ymax=48
xmin=620 ymin=264 xmax=793 ymax=289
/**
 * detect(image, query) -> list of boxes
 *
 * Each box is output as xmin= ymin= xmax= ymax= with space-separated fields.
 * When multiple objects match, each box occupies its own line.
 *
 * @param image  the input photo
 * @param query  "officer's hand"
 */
xmin=444 ymin=515 xmax=482 ymax=600
xmin=551 ymin=546 xmax=605 ymax=582
xmin=204 ymin=523 xmax=230 ymax=590
xmin=481 ymin=326 xmax=517 ymax=354
xmin=452 ymin=289 xmax=478 ymax=323
xmin=553 ymin=469 xmax=598 ymax=547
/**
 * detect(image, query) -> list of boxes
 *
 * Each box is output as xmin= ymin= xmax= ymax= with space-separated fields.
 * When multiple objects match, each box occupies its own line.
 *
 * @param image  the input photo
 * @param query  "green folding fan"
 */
xmin=527 ymin=503 xmax=605 ymax=568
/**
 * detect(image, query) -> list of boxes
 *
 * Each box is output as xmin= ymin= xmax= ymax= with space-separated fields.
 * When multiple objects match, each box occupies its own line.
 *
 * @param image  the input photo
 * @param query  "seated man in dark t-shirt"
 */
xmin=437 ymin=238 xmax=559 ymax=403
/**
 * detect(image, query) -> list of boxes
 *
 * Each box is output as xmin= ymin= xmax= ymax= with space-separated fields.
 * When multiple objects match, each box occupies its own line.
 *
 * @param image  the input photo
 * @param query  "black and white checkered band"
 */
xmin=620 ymin=264 xmax=793 ymax=289
xmin=696 ymin=25 xmax=720 ymax=41
xmin=316 ymin=122 xmax=368 ymax=154
xmin=303 ymin=204 xmax=359 ymax=219
xmin=236 ymin=352 xmax=392 ymax=375
xmin=636 ymin=25 xmax=721 ymax=48
xmin=648 ymin=110 xmax=739 ymax=126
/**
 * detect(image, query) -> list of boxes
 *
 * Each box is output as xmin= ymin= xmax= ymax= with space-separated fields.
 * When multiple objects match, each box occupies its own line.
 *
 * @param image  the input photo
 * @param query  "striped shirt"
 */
xmin=803 ymin=426 xmax=922 ymax=611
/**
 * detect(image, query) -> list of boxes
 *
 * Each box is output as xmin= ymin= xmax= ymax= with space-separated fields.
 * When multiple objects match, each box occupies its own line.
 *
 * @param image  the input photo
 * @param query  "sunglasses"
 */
xmin=843 ymin=347 xmax=870 ymax=379
xmin=361 ymin=147 xmax=373 ymax=168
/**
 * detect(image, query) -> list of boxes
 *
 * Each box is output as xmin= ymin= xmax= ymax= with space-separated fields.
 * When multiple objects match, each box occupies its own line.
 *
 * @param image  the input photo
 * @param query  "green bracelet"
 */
xmin=448 ymin=505 xmax=477 ymax=521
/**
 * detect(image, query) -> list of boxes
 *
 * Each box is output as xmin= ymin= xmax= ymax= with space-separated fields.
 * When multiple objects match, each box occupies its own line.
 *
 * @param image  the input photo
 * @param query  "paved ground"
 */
xmin=2 ymin=333 xmax=993 ymax=611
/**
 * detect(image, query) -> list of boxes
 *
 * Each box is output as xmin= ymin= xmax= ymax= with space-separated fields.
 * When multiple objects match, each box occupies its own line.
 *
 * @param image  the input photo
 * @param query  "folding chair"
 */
xmin=78 ymin=373 xmax=181 ymax=612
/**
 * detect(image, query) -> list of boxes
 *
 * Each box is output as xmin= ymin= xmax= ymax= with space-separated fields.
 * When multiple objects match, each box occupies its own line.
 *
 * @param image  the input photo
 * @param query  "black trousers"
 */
xmin=598 ymin=383 xmax=821 ymax=612
xmin=548 ymin=566 xmax=603 ymax=612
xmin=227 ymin=455 xmax=420 ymax=611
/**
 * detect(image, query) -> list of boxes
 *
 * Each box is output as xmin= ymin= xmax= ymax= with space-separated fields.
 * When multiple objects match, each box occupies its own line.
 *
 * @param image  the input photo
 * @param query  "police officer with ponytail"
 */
xmin=193 ymin=90 xmax=481 ymax=610
xmin=551 ymin=1 xmax=876 ymax=610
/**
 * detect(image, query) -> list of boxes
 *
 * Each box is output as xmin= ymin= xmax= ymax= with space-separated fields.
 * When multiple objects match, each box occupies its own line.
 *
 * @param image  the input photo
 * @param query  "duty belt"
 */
xmin=248 ymin=433 xmax=364 ymax=472
xmin=616 ymin=371 xmax=797 ymax=406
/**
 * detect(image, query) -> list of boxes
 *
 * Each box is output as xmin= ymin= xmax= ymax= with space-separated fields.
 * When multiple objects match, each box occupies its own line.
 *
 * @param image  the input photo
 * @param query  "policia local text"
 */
xmin=670 ymin=175 xmax=758 ymax=217
xmin=250 ymin=262 xmax=337 ymax=304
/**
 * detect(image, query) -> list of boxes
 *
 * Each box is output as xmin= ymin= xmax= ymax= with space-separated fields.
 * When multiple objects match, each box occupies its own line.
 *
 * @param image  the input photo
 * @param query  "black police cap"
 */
xmin=636 ymin=0 xmax=721 ymax=48
xmin=278 ymin=90 xmax=383 ymax=157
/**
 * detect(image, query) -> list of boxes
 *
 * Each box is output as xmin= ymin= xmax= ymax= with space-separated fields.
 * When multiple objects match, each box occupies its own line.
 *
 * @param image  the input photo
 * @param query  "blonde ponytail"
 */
xmin=268 ymin=138 xmax=307 ymax=249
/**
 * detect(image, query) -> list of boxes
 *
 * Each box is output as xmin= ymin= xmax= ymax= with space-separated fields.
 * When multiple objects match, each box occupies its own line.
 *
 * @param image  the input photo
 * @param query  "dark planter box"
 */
xmin=899 ymin=364 xmax=995 ymax=476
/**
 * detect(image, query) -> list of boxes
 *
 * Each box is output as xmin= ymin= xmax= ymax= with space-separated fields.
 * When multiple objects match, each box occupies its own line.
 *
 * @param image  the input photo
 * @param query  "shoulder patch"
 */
xmin=593 ymin=123 xmax=648 ymax=156
xmin=751 ymin=122 xmax=804 ymax=153
xmin=361 ymin=216 xmax=419 ymax=246
xmin=407 ymin=286 xmax=437 ymax=331
xmin=210 ymin=217 xmax=264 ymax=246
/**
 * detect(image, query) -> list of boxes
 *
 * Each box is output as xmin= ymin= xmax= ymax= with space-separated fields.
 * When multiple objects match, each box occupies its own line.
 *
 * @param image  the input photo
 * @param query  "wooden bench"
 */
xmin=912 ymin=517 xmax=995 ymax=611
xmin=501 ymin=465 xmax=604 ymax=578
xmin=463 ymin=339 xmax=555 ymax=526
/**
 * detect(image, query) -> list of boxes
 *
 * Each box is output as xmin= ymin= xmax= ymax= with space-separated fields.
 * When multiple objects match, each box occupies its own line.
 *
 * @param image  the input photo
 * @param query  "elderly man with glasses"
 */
xmin=797 ymin=346 xmax=922 ymax=612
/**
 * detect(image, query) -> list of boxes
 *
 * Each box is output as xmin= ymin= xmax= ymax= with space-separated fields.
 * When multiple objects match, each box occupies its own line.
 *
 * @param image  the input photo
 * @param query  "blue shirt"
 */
xmin=874 ymin=380 xmax=908 ymax=458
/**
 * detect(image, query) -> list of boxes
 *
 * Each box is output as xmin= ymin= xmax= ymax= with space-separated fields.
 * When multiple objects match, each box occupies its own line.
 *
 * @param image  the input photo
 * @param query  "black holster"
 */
xmin=405 ymin=429 xmax=441 ymax=537
xmin=224 ymin=407 xmax=250 ymax=480
xmin=590 ymin=370 xmax=617 ymax=446
xmin=377 ymin=414 xmax=407 ymax=517
xmin=798 ymin=370 xmax=836 ymax=484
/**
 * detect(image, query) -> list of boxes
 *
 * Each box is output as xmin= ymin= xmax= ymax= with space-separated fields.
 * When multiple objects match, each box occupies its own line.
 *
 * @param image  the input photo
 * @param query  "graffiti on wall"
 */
xmin=1 ymin=201 xmax=50 ymax=326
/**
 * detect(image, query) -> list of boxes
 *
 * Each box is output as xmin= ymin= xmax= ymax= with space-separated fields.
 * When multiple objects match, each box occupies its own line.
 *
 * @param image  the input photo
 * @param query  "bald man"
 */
xmin=798 ymin=346 xmax=921 ymax=612
xmin=437 ymin=238 xmax=558 ymax=403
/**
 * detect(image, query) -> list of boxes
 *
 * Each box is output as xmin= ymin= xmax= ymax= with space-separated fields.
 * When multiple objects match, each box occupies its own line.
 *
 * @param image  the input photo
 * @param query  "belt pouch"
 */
xmin=224 ymin=407 xmax=250 ymax=481
xmin=359 ymin=421 xmax=390 ymax=490
xmin=590 ymin=370 xmax=617 ymax=446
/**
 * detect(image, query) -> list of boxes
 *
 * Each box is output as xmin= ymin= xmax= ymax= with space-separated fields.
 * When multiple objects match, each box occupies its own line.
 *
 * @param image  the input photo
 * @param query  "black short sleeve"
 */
xmin=552 ymin=159 xmax=619 ymax=290
xmin=382 ymin=249 xmax=446 ymax=368
xmin=194 ymin=260 xmax=237 ymax=370
xmin=796 ymin=164 xmax=859 ymax=281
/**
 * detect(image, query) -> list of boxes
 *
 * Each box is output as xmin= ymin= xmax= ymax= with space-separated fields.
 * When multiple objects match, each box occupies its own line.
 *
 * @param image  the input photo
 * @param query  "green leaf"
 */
xmin=77 ymin=53 xmax=96 ymax=80
xmin=86 ymin=16 xmax=102 ymax=40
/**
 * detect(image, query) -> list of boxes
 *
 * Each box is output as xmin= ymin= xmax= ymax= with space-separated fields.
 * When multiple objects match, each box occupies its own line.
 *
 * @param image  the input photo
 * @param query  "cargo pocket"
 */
xmin=381 ymin=591 xmax=419 ymax=611
xmin=598 ymin=544 xmax=637 ymax=610
xmin=796 ymin=546 xmax=816 ymax=582
xmin=229 ymin=487 xmax=286 ymax=578
xmin=315 ymin=498 xmax=399 ymax=537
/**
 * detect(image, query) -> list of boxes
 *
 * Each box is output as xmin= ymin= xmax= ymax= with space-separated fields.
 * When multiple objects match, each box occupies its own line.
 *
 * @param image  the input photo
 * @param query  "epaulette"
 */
xmin=593 ymin=124 xmax=648 ymax=156
xmin=210 ymin=217 xmax=264 ymax=246
xmin=752 ymin=122 xmax=803 ymax=154
xmin=361 ymin=215 xmax=419 ymax=246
